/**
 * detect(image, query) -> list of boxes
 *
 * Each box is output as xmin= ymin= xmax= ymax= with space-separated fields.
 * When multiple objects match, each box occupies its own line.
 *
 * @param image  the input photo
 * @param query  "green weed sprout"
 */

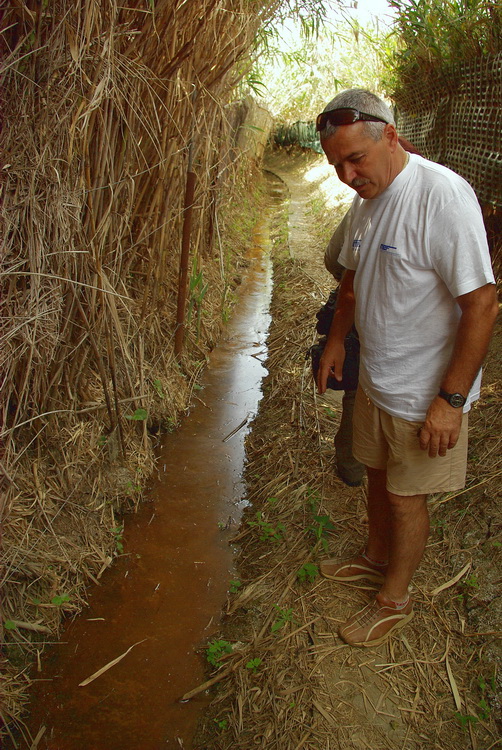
xmin=247 ymin=511 xmax=285 ymax=543
xmin=271 ymin=605 xmax=296 ymax=633
xmin=206 ymin=639 xmax=233 ymax=667
xmin=125 ymin=408 xmax=148 ymax=421
xmin=246 ymin=657 xmax=262 ymax=674
xmin=454 ymin=711 xmax=479 ymax=730
xmin=112 ymin=524 xmax=124 ymax=554
xmin=213 ymin=718 xmax=228 ymax=732
xmin=297 ymin=562 xmax=319 ymax=583
xmin=51 ymin=594 xmax=70 ymax=606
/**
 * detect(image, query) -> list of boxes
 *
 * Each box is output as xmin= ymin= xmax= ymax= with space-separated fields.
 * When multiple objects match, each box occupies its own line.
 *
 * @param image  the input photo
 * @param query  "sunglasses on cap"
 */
xmin=316 ymin=107 xmax=388 ymax=132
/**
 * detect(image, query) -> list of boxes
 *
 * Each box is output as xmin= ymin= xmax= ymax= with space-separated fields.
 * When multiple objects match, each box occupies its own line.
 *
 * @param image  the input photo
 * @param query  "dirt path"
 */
xmin=192 ymin=150 xmax=501 ymax=750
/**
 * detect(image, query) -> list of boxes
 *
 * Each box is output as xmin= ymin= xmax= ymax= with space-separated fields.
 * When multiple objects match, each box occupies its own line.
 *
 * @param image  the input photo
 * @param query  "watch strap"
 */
xmin=438 ymin=388 xmax=466 ymax=408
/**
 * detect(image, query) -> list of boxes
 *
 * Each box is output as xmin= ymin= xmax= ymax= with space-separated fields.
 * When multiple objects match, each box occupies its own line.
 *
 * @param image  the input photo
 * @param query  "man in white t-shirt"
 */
xmin=315 ymin=89 xmax=498 ymax=647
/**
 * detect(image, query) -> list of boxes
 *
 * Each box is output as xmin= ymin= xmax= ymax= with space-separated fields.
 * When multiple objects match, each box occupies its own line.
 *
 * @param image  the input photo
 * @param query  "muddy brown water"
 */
xmin=19 ymin=193 xmax=282 ymax=749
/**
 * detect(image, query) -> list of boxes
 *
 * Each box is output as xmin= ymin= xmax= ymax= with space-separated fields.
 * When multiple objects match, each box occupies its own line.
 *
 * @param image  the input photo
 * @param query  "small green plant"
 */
xmin=247 ymin=511 xmax=285 ymax=543
xmin=305 ymin=488 xmax=321 ymax=508
xmin=464 ymin=575 xmax=479 ymax=590
xmin=213 ymin=717 xmax=228 ymax=732
xmin=297 ymin=562 xmax=319 ymax=583
xmin=112 ymin=524 xmax=124 ymax=554
xmin=432 ymin=517 xmax=447 ymax=538
xmin=305 ymin=489 xmax=334 ymax=551
xmin=477 ymin=674 xmax=494 ymax=719
xmin=477 ymin=697 xmax=490 ymax=720
xmin=454 ymin=672 xmax=496 ymax=729
xmin=454 ymin=711 xmax=479 ymax=730
xmin=246 ymin=657 xmax=262 ymax=674
xmin=478 ymin=673 xmax=496 ymax=694
xmin=308 ymin=513 xmax=335 ymax=552
xmin=3 ymin=620 xmax=17 ymax=630
xmin=206 ymin=639 xmax=233 ymax=666
xmin=51 ymin=594 xmax=70 ymax=606
xmin=271 ymin=605 xmax=296 ymax=633
xmin=229 ymin=580 xmax=242 ymax=594
xmin=456 ymin=573 xmax=480 ymax=603
xmin=152 ymin=379 xmax=164 ymax=398
xmin=125 ymin=408 xmax=148 ymax=421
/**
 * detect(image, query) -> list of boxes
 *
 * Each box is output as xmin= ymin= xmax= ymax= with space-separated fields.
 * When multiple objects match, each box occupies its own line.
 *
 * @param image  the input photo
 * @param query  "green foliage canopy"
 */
xmin=386 ymin=0 xmax=501 ymax=90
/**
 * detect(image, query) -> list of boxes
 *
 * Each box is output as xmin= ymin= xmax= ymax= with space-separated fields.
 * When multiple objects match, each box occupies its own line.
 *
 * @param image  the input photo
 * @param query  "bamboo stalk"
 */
xmin=174 ymin=87 xmax=198 ymax=357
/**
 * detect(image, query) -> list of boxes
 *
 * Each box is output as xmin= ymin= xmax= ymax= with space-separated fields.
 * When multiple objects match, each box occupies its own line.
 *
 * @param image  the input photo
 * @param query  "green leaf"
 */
xmin=246 ymin=657 xmax=262 ymax=673
xmin=4 ymin=620 xmax=17 ymax=630
xmin=152 ymin=379 xmax=164 ymax=398
xmin=51 ymin=594 xmax=70 ymax=606
xmin=206 ymin=639 xmax=233 ymax=666
xmin=297 ymin=562 xmax=319 ymax=583
xmin=126 ymin=408 xmax=148 ymax=421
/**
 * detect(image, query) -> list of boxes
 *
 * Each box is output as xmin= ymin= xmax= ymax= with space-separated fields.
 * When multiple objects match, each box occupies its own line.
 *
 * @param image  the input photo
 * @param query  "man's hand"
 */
xmin=316 ymin=339 xmax=345 ymax=395
xmin=419 ymin=396 xmax=463 ymax=457
xmin=316 ymin=269 xmax=356 ymax=395
xmin=419 ymin=283 xmax=497 ymax=458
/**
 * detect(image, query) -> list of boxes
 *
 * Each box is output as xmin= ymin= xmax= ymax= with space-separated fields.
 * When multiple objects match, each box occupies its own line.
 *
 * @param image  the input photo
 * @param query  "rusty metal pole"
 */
xmin=174 ymin=89 xmax=197 ymax=358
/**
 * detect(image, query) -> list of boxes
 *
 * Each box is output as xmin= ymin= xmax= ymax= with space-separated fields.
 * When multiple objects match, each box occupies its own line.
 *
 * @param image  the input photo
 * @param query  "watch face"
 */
xmin=450 ymin=393 xmax=465 ymax=408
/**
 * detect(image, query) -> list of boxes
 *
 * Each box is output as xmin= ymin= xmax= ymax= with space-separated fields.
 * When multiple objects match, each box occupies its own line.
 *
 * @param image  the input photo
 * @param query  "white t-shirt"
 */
xmin=338 ymin=154 xmax=495 ymax=422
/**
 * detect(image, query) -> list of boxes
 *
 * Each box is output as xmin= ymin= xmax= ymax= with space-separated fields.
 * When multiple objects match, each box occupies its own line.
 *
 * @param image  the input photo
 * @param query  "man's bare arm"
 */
xmin=419 ymin=283 xmax=498 ymax=458
xmin=317 ymin=269 xmax=356 ymax=394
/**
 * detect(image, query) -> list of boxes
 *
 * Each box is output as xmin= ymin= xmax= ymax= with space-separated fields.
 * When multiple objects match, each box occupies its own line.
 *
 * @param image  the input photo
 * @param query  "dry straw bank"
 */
xmin=0 ymin=0 xmax=279 ymax=732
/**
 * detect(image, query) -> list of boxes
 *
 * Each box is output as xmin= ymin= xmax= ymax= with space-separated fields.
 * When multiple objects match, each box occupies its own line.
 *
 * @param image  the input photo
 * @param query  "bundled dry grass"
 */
xmin=191 ymin=172 xmax=501 ymax=749
xmin=0 ymin=0 xmax=280 ymax=732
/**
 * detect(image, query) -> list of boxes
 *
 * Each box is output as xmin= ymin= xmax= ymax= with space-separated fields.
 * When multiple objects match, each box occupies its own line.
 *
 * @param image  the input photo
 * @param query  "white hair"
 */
xmin=320 ymin=88 xmax=395 ymax=142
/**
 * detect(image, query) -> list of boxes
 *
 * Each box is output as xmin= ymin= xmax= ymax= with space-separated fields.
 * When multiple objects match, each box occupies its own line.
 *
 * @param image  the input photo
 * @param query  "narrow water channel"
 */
xmin=20 ymin=191 xmax=281 ymax=749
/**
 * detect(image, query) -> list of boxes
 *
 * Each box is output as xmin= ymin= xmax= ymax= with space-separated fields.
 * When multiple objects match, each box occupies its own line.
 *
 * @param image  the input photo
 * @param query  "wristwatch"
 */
xmin=438 ymin=388 xmax=466 ymax=408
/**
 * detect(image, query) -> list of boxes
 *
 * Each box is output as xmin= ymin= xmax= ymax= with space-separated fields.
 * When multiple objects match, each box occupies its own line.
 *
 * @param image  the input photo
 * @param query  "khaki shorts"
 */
xmin=353 ymin=388 xmax=468 ymax=496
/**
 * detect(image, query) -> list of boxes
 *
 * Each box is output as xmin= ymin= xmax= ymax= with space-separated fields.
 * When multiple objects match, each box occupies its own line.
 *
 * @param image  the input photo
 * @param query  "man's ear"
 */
xmin=384 ymin=124 xmax=399 ymax=151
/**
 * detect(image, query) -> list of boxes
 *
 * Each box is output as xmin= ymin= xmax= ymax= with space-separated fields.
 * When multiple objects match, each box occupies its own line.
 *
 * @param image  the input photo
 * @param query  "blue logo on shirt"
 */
xmin=380 ymin=243 xmax=400 ymax=257
xmin=352 ymin=239 xmax=361 ymax=252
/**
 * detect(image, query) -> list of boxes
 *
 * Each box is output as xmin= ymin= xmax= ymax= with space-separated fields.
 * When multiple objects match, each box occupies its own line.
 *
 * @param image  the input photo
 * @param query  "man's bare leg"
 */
xmin=365 ymin=467 xmax=430 ymax=601
xmin=381 ymin=490 xmax=429 ymax=602
xmin=365 ymin=467 xmax=392 ymax=563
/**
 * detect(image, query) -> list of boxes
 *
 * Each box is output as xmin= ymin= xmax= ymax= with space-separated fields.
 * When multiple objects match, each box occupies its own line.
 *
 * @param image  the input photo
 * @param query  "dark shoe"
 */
xmin=320 ymin=553 xmax=387 ymax=584
xmin=339 ymin=593 xmax=414 ymax=647
xmin=336 ymin=466 xmax=363 ymax=487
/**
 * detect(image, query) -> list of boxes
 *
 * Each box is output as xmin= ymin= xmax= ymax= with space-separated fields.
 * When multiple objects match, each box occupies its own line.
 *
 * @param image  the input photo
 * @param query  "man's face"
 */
xmin=322 ymin=122 xmax=396 ymax=199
